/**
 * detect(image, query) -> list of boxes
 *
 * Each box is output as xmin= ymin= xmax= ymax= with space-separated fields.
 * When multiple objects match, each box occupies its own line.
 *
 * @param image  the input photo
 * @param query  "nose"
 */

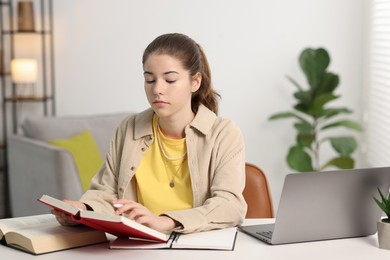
xmin=153 ymin=79 xmax=165 ymax=95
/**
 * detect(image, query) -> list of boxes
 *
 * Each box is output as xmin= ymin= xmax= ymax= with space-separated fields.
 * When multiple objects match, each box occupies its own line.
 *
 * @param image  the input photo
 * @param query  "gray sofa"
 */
xmin=7 ymin=112 xmax=132 ymax=217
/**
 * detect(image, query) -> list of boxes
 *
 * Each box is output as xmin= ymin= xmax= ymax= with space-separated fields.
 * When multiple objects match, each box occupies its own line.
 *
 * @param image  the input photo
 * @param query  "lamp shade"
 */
xmin=11 ymin=59 xmax=38 ymax=83
xmin=17 ymin=1 xmax=35 ymax=32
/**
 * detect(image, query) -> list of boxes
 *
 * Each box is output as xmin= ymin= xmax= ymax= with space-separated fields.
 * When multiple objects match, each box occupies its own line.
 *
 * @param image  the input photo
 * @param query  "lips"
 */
xmin=153 ymin=100 xmax=167 ymax=104
xmin=153 ymin=100 xmax=168 ymax=108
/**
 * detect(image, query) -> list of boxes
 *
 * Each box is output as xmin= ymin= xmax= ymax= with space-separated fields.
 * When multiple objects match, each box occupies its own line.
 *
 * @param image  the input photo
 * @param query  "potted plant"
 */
xmin=373 ymin=187 xmax=390 ymax=250
xmin=269 ymin=47 xmax=363 ymax=172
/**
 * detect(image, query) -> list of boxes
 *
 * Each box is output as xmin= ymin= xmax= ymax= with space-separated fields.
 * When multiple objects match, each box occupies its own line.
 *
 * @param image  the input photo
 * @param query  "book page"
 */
xmin=110 ymin=237 xmax=172 ymax=249
xmin=38 ymin=195 xmax=80 ymax=216
xmin=110 ymin=228 xmax=238 ymax=250
xmin=6 ymin=222 xmax=108 ymax=254
xmin=9 ymin=222 xmax=94 ymax=239
xmin=172 ymin=227 xmax=237 ymax=250
xmin=0 ymin=214 xmax=56 ymax=240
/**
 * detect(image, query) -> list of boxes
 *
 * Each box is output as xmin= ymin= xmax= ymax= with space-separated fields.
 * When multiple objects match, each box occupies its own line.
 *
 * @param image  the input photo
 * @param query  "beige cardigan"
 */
xmin=80 ymin=105 xmax=247 ymax=233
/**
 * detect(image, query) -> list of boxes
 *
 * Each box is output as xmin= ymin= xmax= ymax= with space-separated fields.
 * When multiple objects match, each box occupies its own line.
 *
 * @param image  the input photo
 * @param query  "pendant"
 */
xmin=169 ymin=181 xmax=175 ymax=188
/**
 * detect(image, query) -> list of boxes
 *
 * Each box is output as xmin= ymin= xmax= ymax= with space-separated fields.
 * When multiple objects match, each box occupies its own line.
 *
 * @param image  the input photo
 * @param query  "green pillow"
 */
xmin=48 ymin=130 xmax=104 ymax=191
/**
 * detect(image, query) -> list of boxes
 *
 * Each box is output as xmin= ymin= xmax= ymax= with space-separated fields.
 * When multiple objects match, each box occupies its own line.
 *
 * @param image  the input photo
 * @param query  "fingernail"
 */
xmin=113 ymin=203 xmax=123 ymax=208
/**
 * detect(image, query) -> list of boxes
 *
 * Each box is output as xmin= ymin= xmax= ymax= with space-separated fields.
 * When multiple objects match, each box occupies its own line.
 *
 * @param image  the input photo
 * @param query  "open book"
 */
xmin=38 ymin=195 xmax=237 ymax=251
xmin=38 ymin=194 xmax=171 ymax=242
xmin=0 ymin=214 xmax=107 ymax=255
xmin=110 ymin=227 xmax=237 ymax=251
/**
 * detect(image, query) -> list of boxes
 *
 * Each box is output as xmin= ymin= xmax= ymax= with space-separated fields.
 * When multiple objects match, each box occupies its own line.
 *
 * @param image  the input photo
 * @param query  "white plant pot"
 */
xmin=377 ymin=219 xmax=390 ymax=250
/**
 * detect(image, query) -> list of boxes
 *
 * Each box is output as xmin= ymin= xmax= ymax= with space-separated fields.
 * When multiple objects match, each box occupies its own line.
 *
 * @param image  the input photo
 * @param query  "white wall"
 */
xmin=51 ymin=0 xmax=364 ymax=210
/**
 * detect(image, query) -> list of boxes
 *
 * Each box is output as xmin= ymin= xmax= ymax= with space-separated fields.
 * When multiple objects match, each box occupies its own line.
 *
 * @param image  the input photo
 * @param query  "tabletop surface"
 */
xmin=1 ymin=218 xmax=390 ymax=260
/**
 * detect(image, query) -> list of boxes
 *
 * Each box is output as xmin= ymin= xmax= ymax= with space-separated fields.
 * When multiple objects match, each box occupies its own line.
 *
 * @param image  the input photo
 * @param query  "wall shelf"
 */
xmin=4 ymin=95 xmax=54 ymax=102
xmin=2 ymin=30 xmax=52 ymax=34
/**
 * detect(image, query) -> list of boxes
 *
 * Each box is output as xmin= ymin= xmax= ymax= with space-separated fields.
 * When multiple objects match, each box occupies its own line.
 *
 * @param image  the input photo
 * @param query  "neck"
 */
xmin=158 ymin=113 xmax=195 ymax=139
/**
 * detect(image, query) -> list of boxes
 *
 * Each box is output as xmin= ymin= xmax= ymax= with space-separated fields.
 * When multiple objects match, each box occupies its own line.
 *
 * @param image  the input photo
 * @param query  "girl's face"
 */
xmin=143 ymin=54 xmax=201 ymax=121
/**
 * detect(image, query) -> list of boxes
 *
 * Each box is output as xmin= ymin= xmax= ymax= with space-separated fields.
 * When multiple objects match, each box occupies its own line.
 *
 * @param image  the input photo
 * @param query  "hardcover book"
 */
xmin=0 ymin=214 xmax=107 ymax=255
xmin=38 ymin=194 xmax=171 ymax=242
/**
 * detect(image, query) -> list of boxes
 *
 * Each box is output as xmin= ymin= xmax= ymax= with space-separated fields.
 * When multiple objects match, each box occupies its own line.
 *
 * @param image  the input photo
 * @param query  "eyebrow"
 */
xmin=143 ymin=71 xmax=179 ymax=76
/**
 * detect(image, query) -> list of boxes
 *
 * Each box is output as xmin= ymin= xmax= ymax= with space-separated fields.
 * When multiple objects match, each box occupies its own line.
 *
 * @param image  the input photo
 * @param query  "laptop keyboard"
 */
xmin=257 ymin=230 xmax=273 ymax=239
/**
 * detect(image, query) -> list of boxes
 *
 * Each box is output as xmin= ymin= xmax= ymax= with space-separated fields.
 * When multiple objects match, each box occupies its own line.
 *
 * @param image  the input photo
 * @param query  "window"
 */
xmin=365 ymin=0 xmax=390 ymax=166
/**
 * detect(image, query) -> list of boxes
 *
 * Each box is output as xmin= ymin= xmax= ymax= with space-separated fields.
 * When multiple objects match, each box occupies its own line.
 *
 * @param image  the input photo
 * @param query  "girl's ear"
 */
xmin=191 ymin=72 xmax=202 ymax=93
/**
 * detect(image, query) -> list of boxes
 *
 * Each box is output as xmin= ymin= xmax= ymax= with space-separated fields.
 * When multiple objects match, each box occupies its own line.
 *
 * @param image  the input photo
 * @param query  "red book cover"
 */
xmin=78 ymin=211 xmax=170 ymax=242
xmin=38 ymin=195 xmax=170 ymax=242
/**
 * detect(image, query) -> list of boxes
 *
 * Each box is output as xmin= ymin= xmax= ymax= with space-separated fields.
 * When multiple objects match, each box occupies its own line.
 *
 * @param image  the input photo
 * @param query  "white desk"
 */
xmin=1 ymin=219 xmax=389 ymax=259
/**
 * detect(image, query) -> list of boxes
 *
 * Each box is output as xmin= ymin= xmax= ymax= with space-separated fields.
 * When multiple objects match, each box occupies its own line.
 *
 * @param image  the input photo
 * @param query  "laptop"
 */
xmin=238 ymin=166 xmax=390 ymax=245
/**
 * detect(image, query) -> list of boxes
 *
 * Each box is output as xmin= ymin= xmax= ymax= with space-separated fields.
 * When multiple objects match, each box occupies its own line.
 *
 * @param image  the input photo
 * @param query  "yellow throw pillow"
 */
xmin=48 ymin=130 xmax=104 ymax=191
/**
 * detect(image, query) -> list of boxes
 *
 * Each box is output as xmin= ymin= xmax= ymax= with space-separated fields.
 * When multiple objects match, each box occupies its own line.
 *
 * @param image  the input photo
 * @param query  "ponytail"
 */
xmin=191 ymin=44 xmax=221 ymax=114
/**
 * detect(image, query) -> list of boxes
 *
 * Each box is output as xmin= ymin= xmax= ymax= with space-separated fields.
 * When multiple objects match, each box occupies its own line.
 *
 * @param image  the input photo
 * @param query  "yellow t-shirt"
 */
xmin=135 ymin=115 xmax=193 ymax=215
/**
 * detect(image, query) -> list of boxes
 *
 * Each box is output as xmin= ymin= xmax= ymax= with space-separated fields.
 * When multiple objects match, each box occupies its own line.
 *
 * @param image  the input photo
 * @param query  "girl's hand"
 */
xmin=51 ymin=200 xmax=86 ymax=226
xmin=112 ymin=199 xmax=179 ymax=232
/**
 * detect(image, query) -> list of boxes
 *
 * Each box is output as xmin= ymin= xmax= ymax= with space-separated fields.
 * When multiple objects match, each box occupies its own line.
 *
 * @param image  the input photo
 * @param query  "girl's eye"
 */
xmin=145 ymin=80 xmax=155 ymax=84
xmin=166 ymin=80 xmax=176 ymax=84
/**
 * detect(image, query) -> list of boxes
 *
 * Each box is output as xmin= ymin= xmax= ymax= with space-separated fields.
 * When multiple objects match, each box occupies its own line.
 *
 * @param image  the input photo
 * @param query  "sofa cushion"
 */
xmin=48 ymin=130 xmax=104 ymax=191
xmin=22 ymin=112 xmax=132 ymax=157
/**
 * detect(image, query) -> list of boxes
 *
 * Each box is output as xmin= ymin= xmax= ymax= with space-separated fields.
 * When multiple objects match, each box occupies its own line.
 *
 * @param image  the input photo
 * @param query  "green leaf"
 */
xmin=294 ymin=122 xmax=313 ymax=134
xmin=318 ymin=72 xmax=340 ymax=94
xmin=310 ymin=93 xmax=339 ymax=115
xmin=321 ymin=156 xmax=354 ymax=170
xmin=294 ymin=103 xmax=311 ymax=115
xmin=321 ymin=119 xmax=364 ymax=132
xmin=373 ymin=188 xmax=390 ymax=218
xmin=287 ymin=145 xmax=314 ymax=172
xmin=318 ymin=107 xmax=352 ymax=119
xmin=329 ymin=136 xmax=357 ymax=157
xmin=297 ymin=133 xmax=314 ymax=148
xmin=269 ymin=112 xmax=309 ymax=124
xmin=378 ymin=188 xmax=390 ymax=207
xmin=286 ymin=75 xmax=303 ymax=91
xmin=299 ymin=48 xmax=330 ymax=89
xmin=293 ymin=90 xmax=312 ymax=108
xmin=373 ymin=196 xmax=386 ymax=212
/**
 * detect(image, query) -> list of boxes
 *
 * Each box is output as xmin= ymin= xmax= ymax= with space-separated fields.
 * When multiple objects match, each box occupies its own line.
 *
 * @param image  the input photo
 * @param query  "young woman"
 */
xmin=53 ymin=33 xmax=247 ymax=234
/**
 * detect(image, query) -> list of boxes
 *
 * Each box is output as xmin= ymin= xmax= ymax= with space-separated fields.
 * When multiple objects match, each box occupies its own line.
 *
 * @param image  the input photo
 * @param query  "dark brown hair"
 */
xmin=142 ymin=33 xmax=220 ymax=114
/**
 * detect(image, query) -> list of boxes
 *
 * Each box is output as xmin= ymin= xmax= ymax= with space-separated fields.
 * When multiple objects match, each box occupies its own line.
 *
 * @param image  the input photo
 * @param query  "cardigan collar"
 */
xmin=188 ymin=104 xmax=217 ymax=135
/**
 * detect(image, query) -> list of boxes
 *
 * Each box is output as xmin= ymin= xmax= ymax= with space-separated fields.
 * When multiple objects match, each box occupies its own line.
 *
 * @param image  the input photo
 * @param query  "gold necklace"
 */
xmin=155 ymin=118 xmax=188 ymax=188
xmin=163 ymin=157 xmax=187 ymax=188
xmin=156 ymin=119 xmax=187 ymax=161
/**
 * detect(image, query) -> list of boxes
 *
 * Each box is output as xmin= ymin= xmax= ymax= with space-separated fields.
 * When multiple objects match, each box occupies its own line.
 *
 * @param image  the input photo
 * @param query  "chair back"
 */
xmin=243 ymin=162 xmax=274 ymax=218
